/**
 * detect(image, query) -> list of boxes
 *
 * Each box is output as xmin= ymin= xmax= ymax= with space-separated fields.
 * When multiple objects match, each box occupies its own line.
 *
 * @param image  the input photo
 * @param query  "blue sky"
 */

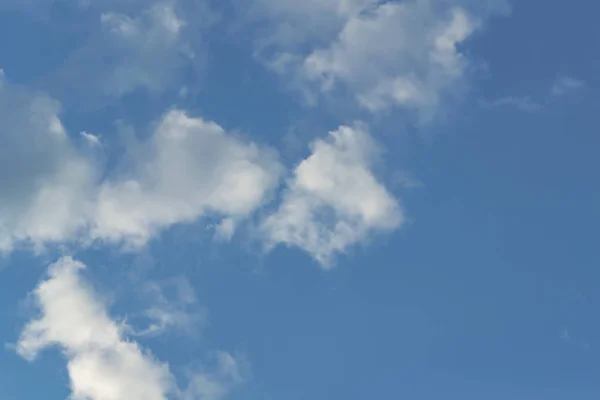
xmin=0 ymin=0 xmax=599 ymax=399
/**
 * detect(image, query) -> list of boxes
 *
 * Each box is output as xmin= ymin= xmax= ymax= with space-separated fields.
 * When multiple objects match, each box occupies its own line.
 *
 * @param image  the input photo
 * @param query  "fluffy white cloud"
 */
xmin=0 ymin=80 xmax=97 ymax=253
xmin=17 ymin=257 xmax=175 ymax=400
xmin=261 ymin=124 xmax=402 ymax=267
xmin=91 ymin=109 xmax=282 ymax=247
xmin=253 ymin=0 xmax=507 ymax=117
xmin=17 ymin=257 xmax=245 ymax=400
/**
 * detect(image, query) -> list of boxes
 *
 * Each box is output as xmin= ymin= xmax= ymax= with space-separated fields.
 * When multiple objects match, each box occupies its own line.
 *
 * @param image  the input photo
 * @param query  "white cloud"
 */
xmin=91 ymin=109 xmax=282 ymax=247
xmin=307 ymin=3 xmax=477 ymax=113
xmin=17 ymin=257 xmax=176 ymax=400
xmin=551 ymin=75 xmax=585 ymax=96
xmin=17 ymin=257 xmax=246 ymax=400
xmin=0 ymin=74 xmax=281 ymax=252
xmin=0 ymin=82 xmax=97 ymax=253
xmin=261 ymin=123 xmax=402 ymax=267
xmin=254 ymin=0 xmax=489 ymax=117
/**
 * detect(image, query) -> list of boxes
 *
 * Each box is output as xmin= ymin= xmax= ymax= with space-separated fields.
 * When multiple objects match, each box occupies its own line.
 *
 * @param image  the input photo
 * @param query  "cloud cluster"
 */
xmin=0 ymin=70 xmax=403 ymax=265
xmin=17 ymin=257 xmax=243 ymax=400
xmin=0 ymin=79 xmax=282 ymax=254
xmin=0 ymin=0 xmax=541 ymax=398
xmin=0 ymin=0 xmax=509 ymax=263
xmin=1 ymin=0 xmax=508 ymax=264
xmin=3 ymin=0 xmax=506 ymax=117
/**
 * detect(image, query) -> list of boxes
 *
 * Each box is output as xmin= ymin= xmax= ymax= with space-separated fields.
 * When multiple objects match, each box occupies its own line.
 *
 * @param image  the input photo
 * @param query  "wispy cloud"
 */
xmin=551 ymin=75 xmax=586 ymax=96
xmin=481 ymin=96 xmax=543 ymax=112
xmin=560 ymin=328 xmax=591 ymax=350
xmin=39 ymin=1 xmax=214 ymax=109
xmin=482 ymin=75 xmax=586 ymax=113
xmin=130 ymin=278 xmax=207 ymax=337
